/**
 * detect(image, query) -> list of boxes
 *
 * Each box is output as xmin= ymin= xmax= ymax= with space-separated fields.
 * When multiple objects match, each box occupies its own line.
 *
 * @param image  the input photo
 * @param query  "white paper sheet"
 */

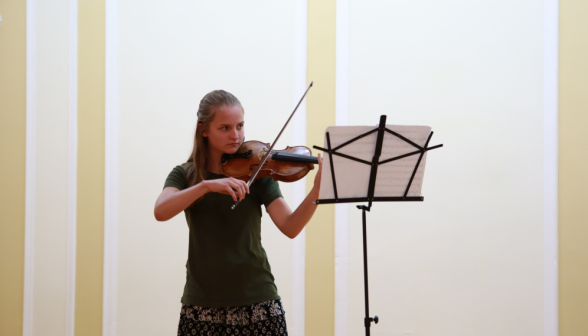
xmin=317 ymin=125 xmax=431 ymax=201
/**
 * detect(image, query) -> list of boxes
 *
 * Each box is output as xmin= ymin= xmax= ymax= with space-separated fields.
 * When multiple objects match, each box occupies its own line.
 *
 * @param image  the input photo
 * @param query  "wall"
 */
xmin=339 ymin=1 xmax=545 ymax=335
xmin=76 ymin=0 xmax=106 ymax=334
xmin=31 ymin=0 xmax=71 ymax=334
xmin=559 ymin=0 xmax=588 ymax=335
xmin=0 ymin=0 xmax=26 ymax=335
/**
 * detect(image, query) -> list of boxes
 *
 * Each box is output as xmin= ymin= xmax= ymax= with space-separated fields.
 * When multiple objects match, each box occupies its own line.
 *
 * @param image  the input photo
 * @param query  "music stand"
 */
xmin=313 ymin=115 xmax=443 ymax=336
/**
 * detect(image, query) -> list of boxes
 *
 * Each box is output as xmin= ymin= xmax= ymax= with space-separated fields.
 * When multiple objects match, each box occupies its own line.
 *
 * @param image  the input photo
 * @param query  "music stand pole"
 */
xmin=359 ymin=205 xmax=378 ymax=336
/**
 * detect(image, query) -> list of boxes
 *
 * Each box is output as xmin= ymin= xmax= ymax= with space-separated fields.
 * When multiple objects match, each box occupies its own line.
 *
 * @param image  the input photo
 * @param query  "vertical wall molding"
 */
xmin=23 ymin=0 xmax=36 ymax=334
xmin=335 ymin=0 xmax=350 ymax=128
xmin=291 ymin=1 xmax=308 ymax=335
xmin=66 ymin=0 xmax=79 ymax=335
xmin=543 ymin=1 xmax=559 ymax=335
xmin=306 ymin=0 xmax=336 ymax=332
xmin=103 ymin=0 xmax=119 ymax=335
xmin=334 ymin=0 xmax=350 ymax=335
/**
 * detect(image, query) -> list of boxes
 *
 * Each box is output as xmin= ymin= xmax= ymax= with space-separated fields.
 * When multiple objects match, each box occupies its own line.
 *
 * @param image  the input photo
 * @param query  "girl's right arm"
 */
xmin=154 ymin=178 xmax=249 ymax=221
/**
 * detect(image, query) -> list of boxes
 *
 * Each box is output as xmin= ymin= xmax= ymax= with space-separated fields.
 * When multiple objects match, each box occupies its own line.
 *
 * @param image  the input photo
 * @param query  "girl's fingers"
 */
xmin=242 ymin=180 xmax=250 ymax=194
xmin=235 ymin=180 xmax=246 ymax=199
xmin=227 ymin=181 xmax=239 ymax=200
xmin=229 ymin=179 xmax=245 ymax=200
xmin=236 ymin=179 xmax=249 ymax=196
xmin=216 ymin=178 xmax=249 ymax=201
xmin=226 ymin=186 xmax=237 ymax=202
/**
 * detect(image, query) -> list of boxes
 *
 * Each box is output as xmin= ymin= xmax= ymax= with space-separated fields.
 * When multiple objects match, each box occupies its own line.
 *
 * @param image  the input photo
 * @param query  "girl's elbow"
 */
xmin=154 ymin=208 xmax=169 ymax=222
xmin=285 ymin=230 xmax=299 ymax=239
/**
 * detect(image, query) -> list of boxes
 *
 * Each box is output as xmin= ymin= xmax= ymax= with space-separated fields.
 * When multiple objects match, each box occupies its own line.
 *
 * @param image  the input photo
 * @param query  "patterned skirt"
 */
xmin=177 ymin=299 xmax=288 ymax=336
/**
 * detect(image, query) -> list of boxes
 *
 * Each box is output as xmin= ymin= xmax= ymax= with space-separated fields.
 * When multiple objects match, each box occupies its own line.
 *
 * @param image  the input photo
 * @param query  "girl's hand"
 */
xmin=313 ymin=153 xmax=323 ymax=192
xmin=205 ymin=177 xmax=250 ymax=202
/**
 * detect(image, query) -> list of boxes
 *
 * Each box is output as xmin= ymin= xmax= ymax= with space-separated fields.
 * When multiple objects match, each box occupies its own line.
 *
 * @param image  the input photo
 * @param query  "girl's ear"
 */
xmin=198 ymin=123 xmax=208 ymax=137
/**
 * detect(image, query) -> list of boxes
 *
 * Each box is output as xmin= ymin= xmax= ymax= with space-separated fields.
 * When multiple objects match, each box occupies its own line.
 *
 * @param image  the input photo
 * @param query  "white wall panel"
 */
xmin=32 ymin=0 xmax=71 ymax=334
xmin=346 ymin=1 xmax=544 ymax=335
xmin=117 ymin=1 xmax=297 ymax=334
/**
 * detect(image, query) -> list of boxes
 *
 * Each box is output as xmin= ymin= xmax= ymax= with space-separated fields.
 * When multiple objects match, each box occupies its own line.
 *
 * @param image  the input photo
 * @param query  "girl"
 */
xmin=154 ymin=89 xmax=322 ymax=336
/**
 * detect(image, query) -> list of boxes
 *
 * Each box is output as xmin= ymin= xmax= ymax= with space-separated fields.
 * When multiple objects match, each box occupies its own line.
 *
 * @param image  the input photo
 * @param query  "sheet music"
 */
xmin=318 ymin=125 xmax=431 ymax=200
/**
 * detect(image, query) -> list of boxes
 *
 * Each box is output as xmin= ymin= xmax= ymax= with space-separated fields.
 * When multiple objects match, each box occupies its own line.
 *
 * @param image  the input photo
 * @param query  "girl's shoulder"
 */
xmin=164 ymin=164 xmax=189 ymax=190
xmin=180 ymin=162 xmax=191 ymax=173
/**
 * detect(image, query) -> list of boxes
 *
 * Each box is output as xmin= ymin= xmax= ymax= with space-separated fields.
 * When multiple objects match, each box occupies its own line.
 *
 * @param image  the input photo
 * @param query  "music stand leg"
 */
xmin=358 ymin=205 xmax=378 ymax=336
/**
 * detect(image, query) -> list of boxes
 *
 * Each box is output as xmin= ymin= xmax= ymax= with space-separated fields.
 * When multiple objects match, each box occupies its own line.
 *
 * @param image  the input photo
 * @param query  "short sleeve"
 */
xmin=164 ymin=165 xmax=189 ymax=191
xmin=254 ymin=177 xmax=283 ymax=208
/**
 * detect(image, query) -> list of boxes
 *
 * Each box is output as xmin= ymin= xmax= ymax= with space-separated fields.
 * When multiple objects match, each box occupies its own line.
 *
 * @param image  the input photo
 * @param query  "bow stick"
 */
xmin=231 ymin=81 xmax=314 ymax=210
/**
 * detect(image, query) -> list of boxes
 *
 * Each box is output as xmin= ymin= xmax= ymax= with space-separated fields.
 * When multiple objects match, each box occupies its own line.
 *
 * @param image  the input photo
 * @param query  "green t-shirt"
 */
xmin=164 ymin=165 xmax=283 ymax=308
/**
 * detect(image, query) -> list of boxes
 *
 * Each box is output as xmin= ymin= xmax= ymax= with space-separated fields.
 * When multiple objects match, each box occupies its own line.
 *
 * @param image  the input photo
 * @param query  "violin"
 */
xmin=221 ymin=140 xmax=318 ymax=183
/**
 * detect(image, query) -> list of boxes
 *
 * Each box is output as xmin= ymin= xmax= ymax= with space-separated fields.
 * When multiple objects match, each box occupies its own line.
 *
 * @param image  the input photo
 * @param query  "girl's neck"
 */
xmin=207 ymin=148 xmax=224 ymax=174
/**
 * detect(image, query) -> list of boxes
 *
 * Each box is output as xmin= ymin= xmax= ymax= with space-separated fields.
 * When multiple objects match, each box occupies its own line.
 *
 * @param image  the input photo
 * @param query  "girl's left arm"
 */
xmin=267 ymin=153 xmax=323 ymax=239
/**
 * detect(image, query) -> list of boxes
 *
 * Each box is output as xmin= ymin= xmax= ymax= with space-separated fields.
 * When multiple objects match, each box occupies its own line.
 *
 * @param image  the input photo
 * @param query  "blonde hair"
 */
xmin=184 ymin=90 xmax=243 ymax=187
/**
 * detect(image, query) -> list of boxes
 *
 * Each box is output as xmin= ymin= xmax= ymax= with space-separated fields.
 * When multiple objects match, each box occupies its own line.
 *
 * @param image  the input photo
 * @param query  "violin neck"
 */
xmin=271 ymin=152 xmax=318 ymax=164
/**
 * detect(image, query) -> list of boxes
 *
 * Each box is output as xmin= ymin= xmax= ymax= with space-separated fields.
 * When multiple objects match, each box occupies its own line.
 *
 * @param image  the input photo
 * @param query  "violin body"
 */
xmin=221 ymin=140 xmax=317 ymax=183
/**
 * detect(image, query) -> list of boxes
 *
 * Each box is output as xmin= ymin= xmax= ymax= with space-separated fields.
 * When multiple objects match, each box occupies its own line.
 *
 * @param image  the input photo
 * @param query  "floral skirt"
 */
xmin=177 ymin=300 xmax=288 ymax=336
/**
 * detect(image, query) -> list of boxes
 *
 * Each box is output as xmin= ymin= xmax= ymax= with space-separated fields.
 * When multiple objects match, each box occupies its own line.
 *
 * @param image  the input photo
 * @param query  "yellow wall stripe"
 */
xmin=75 ymin=0 xmax=106 ymax=334
xmin=306 ymin=0 xmax=337 ymax=335
xmin=0 ymin=1 xmax=27 ymax=334
xmin=559 ymin=1 xmax=588 ymax=335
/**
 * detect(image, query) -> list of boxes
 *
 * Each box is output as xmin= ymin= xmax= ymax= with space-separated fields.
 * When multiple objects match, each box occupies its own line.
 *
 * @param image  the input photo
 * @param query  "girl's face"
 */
xmin=203 ymin=104 xmax=244 ymax=155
